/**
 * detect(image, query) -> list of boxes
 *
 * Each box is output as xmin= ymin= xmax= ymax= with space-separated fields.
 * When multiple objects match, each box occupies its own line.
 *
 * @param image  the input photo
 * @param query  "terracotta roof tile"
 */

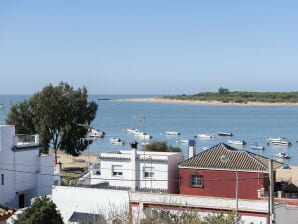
xmin=179 ymin=143 xmax=282 ymax=172
xmin=0 ymin=205 xmax=15 ymax=221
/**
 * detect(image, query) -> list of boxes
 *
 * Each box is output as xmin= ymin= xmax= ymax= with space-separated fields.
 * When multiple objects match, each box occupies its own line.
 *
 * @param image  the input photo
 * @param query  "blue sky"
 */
xmin=0 ymin=1 xmax=297 ymax=95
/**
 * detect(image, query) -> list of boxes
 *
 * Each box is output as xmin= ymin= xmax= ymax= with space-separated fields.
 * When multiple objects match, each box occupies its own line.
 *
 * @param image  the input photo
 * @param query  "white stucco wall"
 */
xmin=15 ymin=149 xmax=39 ymax=193
xmin=99 ymin=150 xmax=183 ymax=192
xmin=130 ymin=192 xmax=269 ymax=224
xmin=0 ymin=125 xmax=55 ymax=208
xmin=37 ymin=155 xmax=54 ymax=196
xmin=0 ymin=126 xmax=16 ymax=206
xmin=167 ymin=152 xmax=184 ymax=193
xmin=100 ymin=159 xmax=132 ymax=188
xmin=275 ymin=204 xmax=298 ymax=224
xmin=138 ymin=160 xmax=168 ymax=191
xmin=52 ymin=186 xmax=129 ymax=223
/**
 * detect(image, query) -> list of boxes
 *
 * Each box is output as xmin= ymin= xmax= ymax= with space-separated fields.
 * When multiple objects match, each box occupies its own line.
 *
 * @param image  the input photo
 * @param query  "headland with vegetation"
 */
xmin=161 ymin=87 xmax=298 ymax=104
xmin=116 ymin=88 xmax=298 ymax=106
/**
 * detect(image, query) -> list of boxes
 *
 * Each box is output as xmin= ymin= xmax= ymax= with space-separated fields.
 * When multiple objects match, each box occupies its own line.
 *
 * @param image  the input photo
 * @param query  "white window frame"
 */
xmin=144 ymin=167 xmax=154 ymax=179
xmin=112 ymin=165 xmax=123 ymax=177
xmin=190 ymin=174 xmax=203 ymax=188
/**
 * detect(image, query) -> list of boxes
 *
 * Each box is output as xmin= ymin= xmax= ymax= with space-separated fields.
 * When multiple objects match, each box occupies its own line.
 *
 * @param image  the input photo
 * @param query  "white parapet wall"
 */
xmin=51 ymin=186 xmax=130 ymax=223
xmin=130 ymin=192 xmax=269 ymax=224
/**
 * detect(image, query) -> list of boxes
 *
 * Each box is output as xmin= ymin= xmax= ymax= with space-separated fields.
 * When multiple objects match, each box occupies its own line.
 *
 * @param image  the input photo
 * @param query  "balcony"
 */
xmin=15 ymin=134 xmax=40 ymax=148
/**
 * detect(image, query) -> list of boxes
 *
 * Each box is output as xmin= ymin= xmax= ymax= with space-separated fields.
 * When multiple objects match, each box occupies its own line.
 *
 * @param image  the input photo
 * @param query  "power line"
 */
xmin=0 ymin=167 xmax=268 ymax=183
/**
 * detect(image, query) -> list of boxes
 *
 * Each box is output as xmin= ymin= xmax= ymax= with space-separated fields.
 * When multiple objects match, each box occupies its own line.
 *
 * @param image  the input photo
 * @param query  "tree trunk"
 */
xmin=54 ymin=148 xmax=57 ymax=164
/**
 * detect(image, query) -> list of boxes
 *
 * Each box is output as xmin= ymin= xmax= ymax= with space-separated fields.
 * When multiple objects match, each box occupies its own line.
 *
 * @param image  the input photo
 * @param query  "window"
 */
xmin=1 ymin=174 xmax=4 ymax=185
xmin=112 ymin=165 xmax=123 ymax=176
xmin=190 ymin=174 xmax=203 ymax=188
xmin=144 ymin=167 xmax=154 ymax=178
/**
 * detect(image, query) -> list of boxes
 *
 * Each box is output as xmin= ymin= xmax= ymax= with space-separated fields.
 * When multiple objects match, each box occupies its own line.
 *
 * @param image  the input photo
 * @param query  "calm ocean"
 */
xmin=1 ymin=94 xmax=298 ymax=166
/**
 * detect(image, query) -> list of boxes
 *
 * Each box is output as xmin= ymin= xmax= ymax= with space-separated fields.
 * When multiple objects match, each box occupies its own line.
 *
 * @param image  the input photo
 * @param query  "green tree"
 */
xmin=218 ymin=87 xmax=230 ymax=94
xmin=16 ymin=196 xmax=63 ymax=224
xmin=144 ymin=141 xmax=181 ymax=152
xmin=6 ymin=82 xmax=98 ymax=162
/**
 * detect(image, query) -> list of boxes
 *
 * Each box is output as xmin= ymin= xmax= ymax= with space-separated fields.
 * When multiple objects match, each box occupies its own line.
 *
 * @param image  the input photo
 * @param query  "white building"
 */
xmin=78 ymin=145 xmax=183 ymax=193
xmin=0 ymin=125 xmax=57 ymax=208
xmin=51 ymin=186 xmax=129 ymax=224
xmin=50 ymin=186 xmax=298 ymax=224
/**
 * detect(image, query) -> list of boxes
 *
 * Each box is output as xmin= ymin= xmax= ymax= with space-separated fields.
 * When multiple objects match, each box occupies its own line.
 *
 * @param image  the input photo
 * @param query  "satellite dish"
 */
xmin=220 ymin=155 xmax=229 ymax=163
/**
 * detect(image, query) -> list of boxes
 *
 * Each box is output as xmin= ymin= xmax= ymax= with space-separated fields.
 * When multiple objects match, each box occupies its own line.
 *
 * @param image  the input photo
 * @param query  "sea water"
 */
xmin=1 ymin=94 xmax=298 ymax=165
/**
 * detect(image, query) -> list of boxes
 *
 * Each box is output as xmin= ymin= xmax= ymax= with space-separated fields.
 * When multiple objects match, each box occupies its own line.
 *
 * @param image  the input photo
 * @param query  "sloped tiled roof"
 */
xmin=179 ymin=143 xmax=282 ymax=172
xmin=0 ymin=205 xmax=15 ymax=221
xmin=68 ymin=212 xmax=103 ymax=223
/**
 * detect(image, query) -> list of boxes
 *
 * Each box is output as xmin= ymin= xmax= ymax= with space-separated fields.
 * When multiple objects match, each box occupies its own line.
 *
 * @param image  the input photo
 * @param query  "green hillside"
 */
xmin=161 ymin=88 xmax=298 ymax=104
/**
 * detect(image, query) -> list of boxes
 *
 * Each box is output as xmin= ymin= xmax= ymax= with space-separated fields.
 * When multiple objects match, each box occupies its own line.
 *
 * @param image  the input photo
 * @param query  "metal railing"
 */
xmin=16 ymin=134 xmax=39 ymax=146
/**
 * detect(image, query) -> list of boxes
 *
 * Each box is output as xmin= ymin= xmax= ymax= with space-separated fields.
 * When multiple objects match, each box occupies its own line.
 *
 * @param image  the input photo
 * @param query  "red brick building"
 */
xmin=178 ymin=143 xmax=282 ymax=200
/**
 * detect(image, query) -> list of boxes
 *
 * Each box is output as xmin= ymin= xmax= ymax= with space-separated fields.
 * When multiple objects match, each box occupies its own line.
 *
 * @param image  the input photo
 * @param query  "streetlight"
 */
xmin=220 ymin=155 xmax=238 ymax=223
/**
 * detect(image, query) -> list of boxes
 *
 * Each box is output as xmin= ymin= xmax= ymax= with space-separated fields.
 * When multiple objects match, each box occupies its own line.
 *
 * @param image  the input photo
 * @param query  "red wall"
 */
xmin=179 ymin=168 xmax=269 ymax=200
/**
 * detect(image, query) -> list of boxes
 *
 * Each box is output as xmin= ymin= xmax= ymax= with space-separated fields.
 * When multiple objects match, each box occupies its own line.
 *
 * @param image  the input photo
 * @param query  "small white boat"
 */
xmin=141 ymin=142 xmax=150 ymax=146
xmin=227 ymin=140 xmax=246 ymax=145
xmin=126 ymin=128 xmax=137 ymax=133
xmin=275 ymin=152 xmax=290 ymax=159
xmin=134 ymin=131 xmax=152 ymax=140
xmin=88 ymin=128 xmax=105 ymax=138
xmin=271 ymin=140 xmax=291 ymax=146
xmin=251 ymin=144 xmax=265 ymax=150
xmin=180 ymin=139 xmax=189 ymax=144
xmin=166 ymin=131 xmax=180 ymax=135
xmin=109 ymin=138 xmax=124 ymax=144
xmin=198 ymin=133 xmax=214 ymax=139
xmin=267 ymin=137 xmax=288 ymax=142
xmin=217 ymin=132 xmax=233 ymax=136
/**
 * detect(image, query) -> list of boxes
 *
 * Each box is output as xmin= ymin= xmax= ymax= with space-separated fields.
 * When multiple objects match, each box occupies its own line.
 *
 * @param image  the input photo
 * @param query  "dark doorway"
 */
xmin=19 ymin=194 xmax=25 ymax=208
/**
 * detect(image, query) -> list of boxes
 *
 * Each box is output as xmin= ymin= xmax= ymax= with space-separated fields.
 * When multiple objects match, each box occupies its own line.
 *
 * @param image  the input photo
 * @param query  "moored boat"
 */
xmin=88 ymin=128 xmax=105 ymax=138
xmin=275 ymin=152 xmax=290 ymax=159
xmin=166 ymin=131 xmax=180 ymax=135
xmin=266 ymin=137 xmax=288 ymax=142
xmin=227 ymin=140 xmax=246 ymax=145
xmin=180 ymin=139 xmax=189 ymax=144
xmin=134 ymin=131 xmax=152 ymax=140
xmin=197 ymin=133 xmax=214 ymax=139
xmin=217 ymin=132 xmax=233 ymax=136
xmin=109 ymin=138 xmax=124 ymax=144
xmin=270 ymin=140 xmax=291 ymax=146
xmin=251 ymin=144 xmax=265 ymax=150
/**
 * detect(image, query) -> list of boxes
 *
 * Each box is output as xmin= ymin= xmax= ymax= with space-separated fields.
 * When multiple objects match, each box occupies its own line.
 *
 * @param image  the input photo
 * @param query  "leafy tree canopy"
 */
xmin=143 ymin=141 xmax=181 ymax=152
xmin=6 ymin=82 xmax=98 ymax=161
xmin=218 ymin=87 xmax=230 ymax=94
xmin=16 ymin=196 xmax=63 ymax=224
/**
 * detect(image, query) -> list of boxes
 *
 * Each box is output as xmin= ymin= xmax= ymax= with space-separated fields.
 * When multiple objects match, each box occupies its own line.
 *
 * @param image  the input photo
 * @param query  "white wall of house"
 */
xmin=0 ymin=125 xmax=55 ymax=208
xmin=51 ymin=186 xmax=129 ymax=223
xmin=97 ymin=150 xmax=183 ymax=192
xmin=0 ymin=126 xmax=16 ymax=207
xmin=15 ymin=148 xmax=39 ymax=193
xmin=167 ymin=153 xmax=183 ymax=193
xmin=51 ymin=187 xmax=272 ymax=224
xmin=275 ymin=204 xmax=298 ymax=224
xmin=130 ymin=192 xmax=269 ymax=224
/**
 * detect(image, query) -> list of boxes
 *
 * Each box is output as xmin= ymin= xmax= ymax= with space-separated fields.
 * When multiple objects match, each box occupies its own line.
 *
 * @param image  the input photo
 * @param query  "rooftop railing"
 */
xmin=15 ymin=134 xmax=40 ymax=147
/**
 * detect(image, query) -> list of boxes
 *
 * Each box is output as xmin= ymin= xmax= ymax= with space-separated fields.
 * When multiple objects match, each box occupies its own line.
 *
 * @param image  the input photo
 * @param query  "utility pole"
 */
xmin=269 ymin=159 xmax=275 ymax=224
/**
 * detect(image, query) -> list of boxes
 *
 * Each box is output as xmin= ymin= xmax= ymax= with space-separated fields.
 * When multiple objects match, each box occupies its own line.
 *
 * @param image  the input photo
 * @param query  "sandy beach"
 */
xmin=114 ymin=97 xmax=298 ymax=106
xmin=53 ymin=151 xmax=99 ymax=169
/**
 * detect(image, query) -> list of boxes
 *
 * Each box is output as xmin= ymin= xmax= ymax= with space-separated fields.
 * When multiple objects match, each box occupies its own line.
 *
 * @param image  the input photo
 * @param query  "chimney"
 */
xmin=130 ymin=141 xmax=138 ymax=191
xmin=188 ymin=139 xmax=196 ymax=158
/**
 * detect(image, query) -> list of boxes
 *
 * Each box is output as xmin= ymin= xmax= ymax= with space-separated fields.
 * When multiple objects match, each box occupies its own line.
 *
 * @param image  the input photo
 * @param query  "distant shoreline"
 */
xmin=114 ymin=97 xmax=298 ymax=106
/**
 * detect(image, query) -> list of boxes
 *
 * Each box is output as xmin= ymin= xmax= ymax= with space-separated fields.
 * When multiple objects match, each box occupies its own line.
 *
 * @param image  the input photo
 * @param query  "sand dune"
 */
xmin=114 ymin=97 xmax=298 ymax=106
